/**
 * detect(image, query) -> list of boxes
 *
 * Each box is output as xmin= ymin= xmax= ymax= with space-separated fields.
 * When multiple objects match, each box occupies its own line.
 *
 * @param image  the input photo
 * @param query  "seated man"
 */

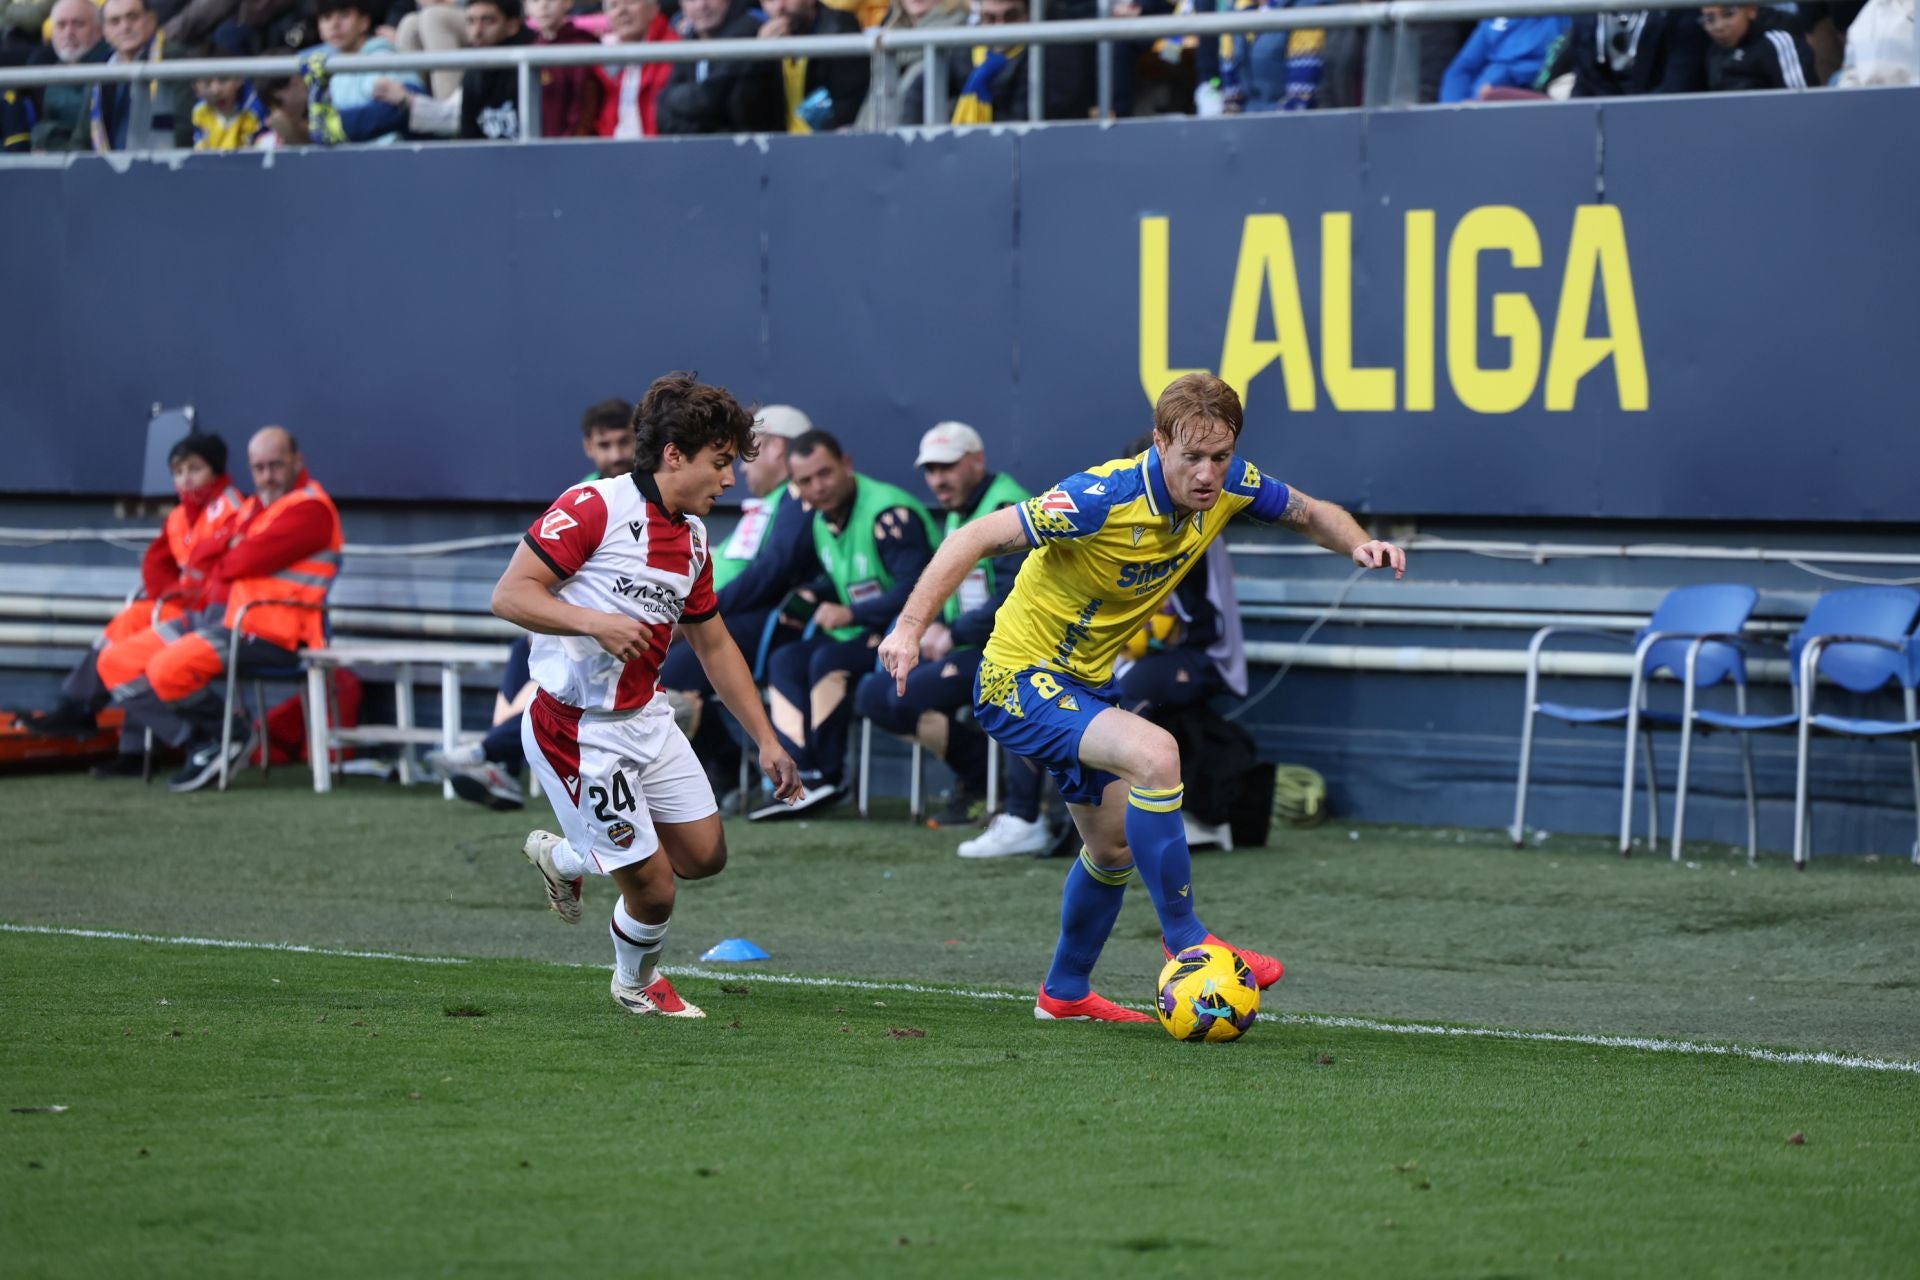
xmin=24 ymin=0 xmax=110 ymax=152
xmin=16 ymin=431 xmax=242 ymax=774
xmin=757 ymin=0 xmax=868 ymax=133
xmin=596 ymin=0 xmax=679 ymax=139
xmin=1439 ymin=15 xmax=1569 ymax=102
xmin=655 ymin=0 xmax=783 ymax=135
xmin=86 ymin=0 xmax=194 ymax=150
xmin=852 ymin=422 xmax=1030 ymax=831
xmin=431 ymin=398 xmax=637 ymax=809
xmin=898 ymin=0 xmax=1096 ymax=125
xmin=100 ymin=427 xmax=343 ymax=793
xmin=656 ymin=404 xmax=815 ymax=798
xmin=748 ymin=429 xmax=936 ymax=819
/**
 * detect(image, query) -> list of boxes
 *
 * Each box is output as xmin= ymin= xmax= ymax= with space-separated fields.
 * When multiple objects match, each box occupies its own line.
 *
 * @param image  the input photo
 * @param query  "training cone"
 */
xmin=701 ymin=938 xmax=770 ymax=962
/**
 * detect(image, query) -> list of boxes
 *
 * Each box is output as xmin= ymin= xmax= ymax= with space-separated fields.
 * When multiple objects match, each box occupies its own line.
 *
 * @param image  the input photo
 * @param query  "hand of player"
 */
xmin=877 ymin=624 xmax=923 ymax=695
xmin=592 ymin=614 xmax=653 ymax=662
xmin=812 ymin=602 xmax=854 ymax=631
xmin=759 ymin=740 xmax=803 ymax=804
xmin=1352 ymin=540 xmax=1407 ymax=579
xmin=758 ymin=15 xmax=789 ymax=38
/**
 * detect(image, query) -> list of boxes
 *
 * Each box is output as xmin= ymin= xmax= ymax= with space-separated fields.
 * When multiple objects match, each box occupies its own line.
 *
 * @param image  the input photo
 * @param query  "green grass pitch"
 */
xmin=3 ymin=772 xmax=1919 ymax=1277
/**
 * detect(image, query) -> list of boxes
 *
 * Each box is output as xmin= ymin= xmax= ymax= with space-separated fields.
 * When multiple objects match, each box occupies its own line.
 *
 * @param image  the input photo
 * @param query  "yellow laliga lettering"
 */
xmin=1138 ymin=216 xmax=1209 ymax=406
xmin=1446 ymin=206 xmax=1542 ymax=414
xmin=1031 ymin=671 xmax=1062 ymax=700
xmin=1403 ymin=210 xmax=1437 ymax=412
xmin=1320 ymin=213 xmax=1396 ymax=411
xmin=1218 ymin=214 xmax=1316 ymax=412
xmin=1545 ymin=205 xmax=1649 ymax=412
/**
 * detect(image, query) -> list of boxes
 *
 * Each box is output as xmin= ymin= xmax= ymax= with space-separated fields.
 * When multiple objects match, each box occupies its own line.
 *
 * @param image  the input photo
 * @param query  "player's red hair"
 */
xmin=1153 ymin=373 xmax=1244 ymax=445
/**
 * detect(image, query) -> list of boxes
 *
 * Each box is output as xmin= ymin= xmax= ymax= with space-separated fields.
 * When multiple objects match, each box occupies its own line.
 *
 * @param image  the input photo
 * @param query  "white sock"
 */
xmin=610 ymin=899 xmax=668 ymax=989
xmin=549 ymin=838 xmax=588 ymax=880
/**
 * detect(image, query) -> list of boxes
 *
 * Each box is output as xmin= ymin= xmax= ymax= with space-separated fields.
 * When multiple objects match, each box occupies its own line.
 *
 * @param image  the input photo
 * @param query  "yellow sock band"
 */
xmin=1128 ymin=784 xmax=1184 ymax=813
xmin=1078 ymin=847 xmax=1135 ymax=886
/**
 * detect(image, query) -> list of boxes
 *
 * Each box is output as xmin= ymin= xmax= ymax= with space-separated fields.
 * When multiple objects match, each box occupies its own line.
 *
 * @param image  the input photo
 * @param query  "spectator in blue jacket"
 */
xmin=1440 ymin=15 xmax=1570 ymax=101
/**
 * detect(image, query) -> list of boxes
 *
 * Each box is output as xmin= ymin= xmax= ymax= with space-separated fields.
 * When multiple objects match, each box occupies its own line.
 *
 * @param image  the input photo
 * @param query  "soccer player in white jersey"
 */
xmin=492 ymin=373 xmax=803 ymax=1018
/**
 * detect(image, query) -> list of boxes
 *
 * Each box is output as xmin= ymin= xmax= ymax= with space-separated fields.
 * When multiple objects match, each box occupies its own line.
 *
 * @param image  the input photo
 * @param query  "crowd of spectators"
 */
xmin=3 ymin=0 xmax=1909 ymax=151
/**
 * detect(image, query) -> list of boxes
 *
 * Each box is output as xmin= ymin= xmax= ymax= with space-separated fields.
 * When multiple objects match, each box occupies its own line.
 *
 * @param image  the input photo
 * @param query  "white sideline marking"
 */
xmin=0 ymin=923 xmax=469 ymax=966
xmin=7 ymin=922 xmax=1918 ymax=1075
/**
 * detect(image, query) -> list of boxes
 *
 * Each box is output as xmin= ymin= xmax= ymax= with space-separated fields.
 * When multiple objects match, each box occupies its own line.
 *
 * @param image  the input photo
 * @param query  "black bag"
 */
xmin=1149 ymin=704 xmax=1261 ymax=828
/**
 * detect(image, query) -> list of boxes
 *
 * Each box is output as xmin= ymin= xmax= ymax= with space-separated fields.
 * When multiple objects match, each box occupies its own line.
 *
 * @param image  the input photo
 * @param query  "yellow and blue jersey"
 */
xmin=982 ymin=447 xmax=1290 ymax=690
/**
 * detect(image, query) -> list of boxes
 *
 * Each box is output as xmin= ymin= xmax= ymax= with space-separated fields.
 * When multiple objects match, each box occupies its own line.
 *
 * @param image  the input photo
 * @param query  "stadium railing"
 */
xmin=0 ymin=0 xmax=1868 ymax=145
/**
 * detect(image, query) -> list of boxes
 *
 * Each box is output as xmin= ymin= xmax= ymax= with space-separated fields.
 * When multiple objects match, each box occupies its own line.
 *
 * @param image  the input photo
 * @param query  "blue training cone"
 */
xmin=701 ymin=937 xmax=770 ymax=962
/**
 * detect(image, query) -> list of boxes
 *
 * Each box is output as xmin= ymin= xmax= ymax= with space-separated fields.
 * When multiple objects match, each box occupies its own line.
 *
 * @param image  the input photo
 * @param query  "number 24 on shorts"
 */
xmin=590 ymin=771 xmax=636 ymax=823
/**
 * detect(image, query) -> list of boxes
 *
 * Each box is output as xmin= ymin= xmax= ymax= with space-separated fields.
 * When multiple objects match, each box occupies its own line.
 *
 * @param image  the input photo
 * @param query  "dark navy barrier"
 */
xmin=5 ymin=89 xmax=1916 ymax=517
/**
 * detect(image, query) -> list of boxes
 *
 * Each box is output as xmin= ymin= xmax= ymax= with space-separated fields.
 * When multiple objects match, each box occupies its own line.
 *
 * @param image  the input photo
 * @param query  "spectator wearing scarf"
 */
xmin=90 ymin=0 xmax=193 ymax=151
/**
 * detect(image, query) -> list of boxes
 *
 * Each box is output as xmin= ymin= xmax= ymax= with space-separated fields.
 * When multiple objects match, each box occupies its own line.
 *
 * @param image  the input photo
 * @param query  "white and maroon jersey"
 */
xmin=520 ymin=471 xmax=719 ymax=715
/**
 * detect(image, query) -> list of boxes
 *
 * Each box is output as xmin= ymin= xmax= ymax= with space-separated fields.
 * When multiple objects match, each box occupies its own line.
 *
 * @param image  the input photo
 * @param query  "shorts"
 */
xmin=972 ymin=658 xmax=1119 ymax=806
xmin=522 ymin=690 xmax=718 ymax=873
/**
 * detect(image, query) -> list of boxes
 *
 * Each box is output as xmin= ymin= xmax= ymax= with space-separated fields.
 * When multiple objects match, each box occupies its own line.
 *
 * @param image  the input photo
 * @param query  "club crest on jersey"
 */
xmin=1131 ymin=526 xmax=1145 ymax=547
xmin=607 ymin=819 xmax=636 ymax=849
xmin=539 ymin=509 xmax=579 ymax=541
xmin=1057 ymin=695 xmax=1080 ymax=712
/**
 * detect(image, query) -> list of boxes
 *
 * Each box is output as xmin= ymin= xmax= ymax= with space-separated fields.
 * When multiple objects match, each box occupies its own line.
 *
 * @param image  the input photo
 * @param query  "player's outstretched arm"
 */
xmin=877 ymin=505 xmax=1028 ymax=693
xmin=1279 ymin=487 xmax=1407 ymax=579
xmin=490 ymin=542 xmax=652 ymax=662
xmin=680 ymin=615 xmax=803 ymax=803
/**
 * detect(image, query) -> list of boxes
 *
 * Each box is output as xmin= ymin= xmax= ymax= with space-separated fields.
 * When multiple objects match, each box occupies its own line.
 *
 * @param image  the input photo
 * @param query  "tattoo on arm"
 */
xmin=1280 ymin=490 xmax=1311 ymax=530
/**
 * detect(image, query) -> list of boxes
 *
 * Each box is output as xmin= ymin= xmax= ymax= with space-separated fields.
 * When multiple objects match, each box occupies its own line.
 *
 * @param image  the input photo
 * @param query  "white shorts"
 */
xmin=522 ymin=691 xmax=718 ymax=874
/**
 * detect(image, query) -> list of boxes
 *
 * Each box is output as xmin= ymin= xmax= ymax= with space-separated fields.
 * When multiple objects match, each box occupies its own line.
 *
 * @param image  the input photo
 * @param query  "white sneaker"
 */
xmin=522 ymin=830 xmax=583 ymax=925
xmin=958 ymin=812 xmax=1052 ymax=859
xmin=1183 ymin=814 xmax=1235 ymax=851
xmin=611 ymin=972 xmax=705 ymax=1018
xmin=442 ymin=756 xmax=525 ymax=811
xmin=747 ymin=781 xmax=838 ymax=821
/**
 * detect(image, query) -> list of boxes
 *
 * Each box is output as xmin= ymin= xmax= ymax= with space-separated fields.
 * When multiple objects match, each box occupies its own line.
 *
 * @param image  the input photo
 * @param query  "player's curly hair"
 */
xmin=631 ymin=372 xmax=759 ymax=475
xmin=1153 ymin=373 xmax=1244 ymax=445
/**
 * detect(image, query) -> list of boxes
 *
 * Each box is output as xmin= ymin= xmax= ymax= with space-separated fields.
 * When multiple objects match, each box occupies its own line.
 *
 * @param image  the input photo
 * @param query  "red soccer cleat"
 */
xmin=1164 ymin=934 xmax=1285 ymax=989
xmin=1034 ymin=986 xmax=1155 ymax=1023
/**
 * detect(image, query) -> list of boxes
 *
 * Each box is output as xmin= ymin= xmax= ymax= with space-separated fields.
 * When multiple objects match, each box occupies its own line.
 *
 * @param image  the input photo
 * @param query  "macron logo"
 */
xmin=562 ymin=775 xmax=580 ymax=802
xmin=539 ymin=509 xmax=579 ymax=541
xmin=1084 ymin=483 xmax=1106 ymax=496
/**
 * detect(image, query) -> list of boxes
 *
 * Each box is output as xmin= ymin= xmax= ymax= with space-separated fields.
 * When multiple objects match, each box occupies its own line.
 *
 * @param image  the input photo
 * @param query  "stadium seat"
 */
xmin=219 ymin=598 xmax=328 ymax=791
xmin=1510 ymin=584 xmax=1760 ymax=857
xmin=1777 ymin=589 xmax=1920 ymax=867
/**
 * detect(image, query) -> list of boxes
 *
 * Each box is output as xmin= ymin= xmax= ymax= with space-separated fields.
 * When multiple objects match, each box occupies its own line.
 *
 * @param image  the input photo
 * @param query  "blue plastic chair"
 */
xmin=1669 ymin=587 xmax=1920 ymax=866
xmin=1510 ymin=584 xmax=1759 ymax=855
xmin=1775 ymin=589 xmax=1920 ymax=867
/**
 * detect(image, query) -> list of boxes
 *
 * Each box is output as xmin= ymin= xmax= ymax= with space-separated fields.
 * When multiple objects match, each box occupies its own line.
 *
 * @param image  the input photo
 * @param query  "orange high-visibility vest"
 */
xmin=223 ymin=478 xmax=343 ymax=650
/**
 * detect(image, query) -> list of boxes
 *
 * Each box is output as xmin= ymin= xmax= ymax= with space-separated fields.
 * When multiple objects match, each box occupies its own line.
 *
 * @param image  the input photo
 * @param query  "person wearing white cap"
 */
xmin=657 ymin=404 xmax=818 ymax=800
xmin=853 ymin=422 xmax=1050 ymax=852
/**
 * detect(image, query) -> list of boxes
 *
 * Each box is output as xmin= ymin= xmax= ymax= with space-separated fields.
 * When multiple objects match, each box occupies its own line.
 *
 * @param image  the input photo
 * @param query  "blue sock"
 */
xmin=1043 ymin=849 xmax=1132 ymax=1001
xmin=1125 ymin=784 xmax=1208 ymax=951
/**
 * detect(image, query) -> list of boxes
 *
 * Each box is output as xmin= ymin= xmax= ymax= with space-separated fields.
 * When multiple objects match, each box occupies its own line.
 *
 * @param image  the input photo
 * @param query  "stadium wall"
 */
xmin=5 ymin=89 xmax=1918 ymax=520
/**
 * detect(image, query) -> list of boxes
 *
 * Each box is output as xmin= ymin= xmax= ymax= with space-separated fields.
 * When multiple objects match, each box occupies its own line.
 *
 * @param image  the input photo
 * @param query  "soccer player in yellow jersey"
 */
xmin=879 ymin=373 xmax=1407 ymax=1022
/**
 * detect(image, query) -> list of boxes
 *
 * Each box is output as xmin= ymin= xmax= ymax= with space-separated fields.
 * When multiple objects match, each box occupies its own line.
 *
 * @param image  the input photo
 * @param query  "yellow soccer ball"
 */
xmin=1155 ymin=944 xmax=1260 ymax=1043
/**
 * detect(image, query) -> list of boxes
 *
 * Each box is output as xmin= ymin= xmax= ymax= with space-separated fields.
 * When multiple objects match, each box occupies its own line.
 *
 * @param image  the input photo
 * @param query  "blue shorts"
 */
xmin=972 ymin=658 xmax=1119 ymax=806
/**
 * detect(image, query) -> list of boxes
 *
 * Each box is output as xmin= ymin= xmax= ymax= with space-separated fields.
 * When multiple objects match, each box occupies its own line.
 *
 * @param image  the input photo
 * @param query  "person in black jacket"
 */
xmin=1700 ymin=5 xmax=1815 ymax=91
xmin=460 ymin=0 xmax=536 ymax=138
xmin=656 ymin=0 xmax=784 ymax=134
xmin=756 ymin=0 xmax=867 ymax=131
xmin=1563 ymin=10 xmax=1707 ymax=95
xmin=899 ymin=0 xmax=1095 ymax=125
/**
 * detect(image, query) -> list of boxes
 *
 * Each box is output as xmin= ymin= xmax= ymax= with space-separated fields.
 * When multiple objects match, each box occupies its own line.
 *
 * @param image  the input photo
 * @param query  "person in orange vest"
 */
xmin=13 ymin=432 xmax=244 ymax=767
xmin=104 ymin=426 xmax=344 ymax=793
